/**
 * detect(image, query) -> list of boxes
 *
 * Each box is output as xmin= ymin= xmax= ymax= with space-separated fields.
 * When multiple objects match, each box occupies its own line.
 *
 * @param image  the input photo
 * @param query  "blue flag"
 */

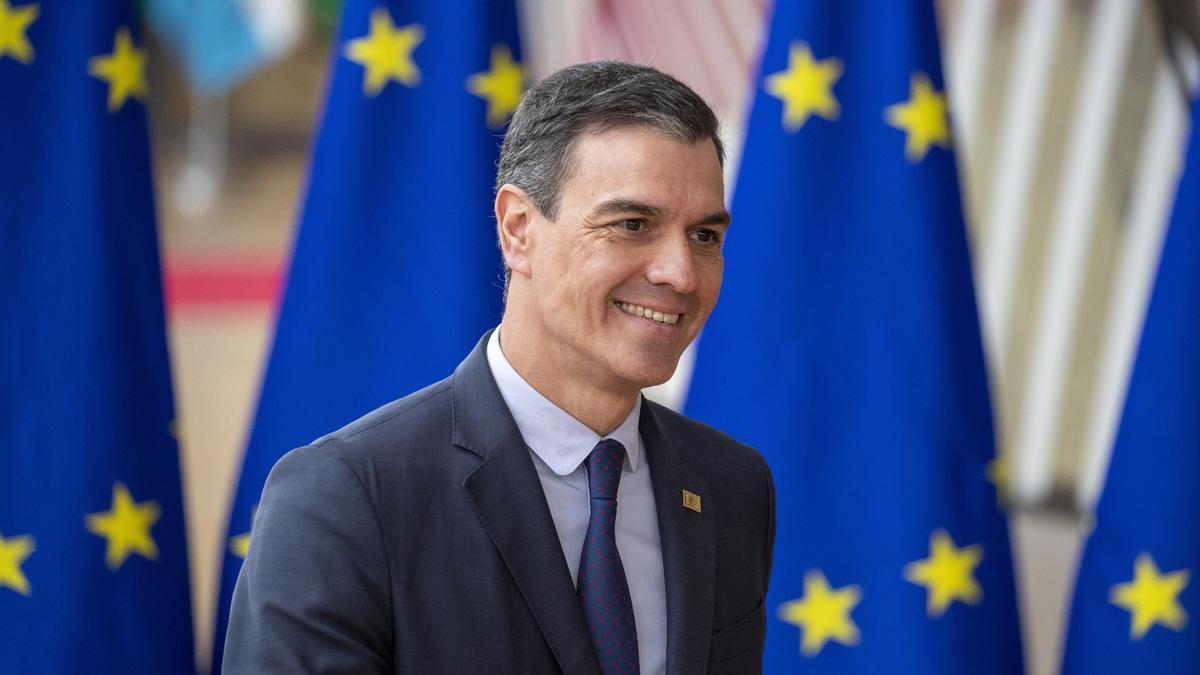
xmin=211 ymin=0 xmax=521 ymax=669
xmin=0 ymin=1 xmax=195 ymax=672
xmin=685 ymin=1 xmax=1023 ymax=671
xmin=1062 ymin=98 xmax=1200 ymax=672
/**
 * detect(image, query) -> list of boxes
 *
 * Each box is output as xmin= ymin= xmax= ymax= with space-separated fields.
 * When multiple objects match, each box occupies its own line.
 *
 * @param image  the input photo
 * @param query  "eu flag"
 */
xmin=0 ymin=1 xmax=195 ymax=672
xmin=1062 ymin=97 xmax=1200 ymax=672
xmin=684 ymin=1 xmax=1023 ymax=671
xmin=211 ymin=0 xmax=521 ymax=669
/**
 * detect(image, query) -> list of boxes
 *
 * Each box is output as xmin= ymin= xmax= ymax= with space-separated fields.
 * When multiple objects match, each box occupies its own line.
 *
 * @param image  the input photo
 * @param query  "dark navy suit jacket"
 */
xmin=223 ymin=333 xmax=775 ymax=673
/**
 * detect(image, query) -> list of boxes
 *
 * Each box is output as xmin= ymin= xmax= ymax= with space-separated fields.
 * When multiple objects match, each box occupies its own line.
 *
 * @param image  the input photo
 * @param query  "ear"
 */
xmin=495 ymin=183 xmax=536 ymax=278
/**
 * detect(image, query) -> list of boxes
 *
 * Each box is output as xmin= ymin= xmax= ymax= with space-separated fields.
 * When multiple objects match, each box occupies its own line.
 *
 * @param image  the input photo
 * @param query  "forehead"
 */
xmin=558 ymin=126 xmax=725 ymax=215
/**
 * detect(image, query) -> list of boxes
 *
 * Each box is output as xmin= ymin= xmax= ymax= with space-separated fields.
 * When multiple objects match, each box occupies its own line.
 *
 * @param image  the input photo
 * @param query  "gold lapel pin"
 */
xmin=682 ymin=489 xmax=702 ymax=513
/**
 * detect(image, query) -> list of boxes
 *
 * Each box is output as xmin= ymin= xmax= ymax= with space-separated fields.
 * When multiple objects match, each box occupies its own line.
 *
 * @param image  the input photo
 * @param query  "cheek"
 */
xmin=581 ymin=271 xmax=621 ymax=320
xmin=698 ymin=256 xmax=724 ymax=305
xmin=530 ymin=238 xmax=574 ymax=298
xmin=542 ymin=259 xmax=616 ymax=330
xmin=572 ymin=249 xmax=629 ymax=298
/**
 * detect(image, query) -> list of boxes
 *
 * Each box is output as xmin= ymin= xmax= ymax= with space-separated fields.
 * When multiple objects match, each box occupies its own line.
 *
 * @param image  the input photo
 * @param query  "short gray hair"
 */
xmin=496 ymin=61 xmax=724 ymax=292
xmin=498 ymin=61 xmax=724 ymax=217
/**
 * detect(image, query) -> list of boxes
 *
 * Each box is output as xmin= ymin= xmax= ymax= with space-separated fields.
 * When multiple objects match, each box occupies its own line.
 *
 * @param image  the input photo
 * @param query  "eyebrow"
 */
xmin=591 ymin=198 xmax=732 ymax=228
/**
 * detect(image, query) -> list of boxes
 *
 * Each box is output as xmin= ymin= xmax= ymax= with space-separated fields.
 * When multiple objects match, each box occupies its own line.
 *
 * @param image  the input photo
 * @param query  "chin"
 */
xmin=612 ymin=353 xmax=681 ymax=390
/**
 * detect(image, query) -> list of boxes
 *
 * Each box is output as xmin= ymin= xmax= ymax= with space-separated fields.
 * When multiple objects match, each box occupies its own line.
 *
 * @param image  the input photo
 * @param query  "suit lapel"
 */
xmin=454 ymin=334 xmax=601 ymax=674
xmin=643 ymin=400 xmax=716 ymax=675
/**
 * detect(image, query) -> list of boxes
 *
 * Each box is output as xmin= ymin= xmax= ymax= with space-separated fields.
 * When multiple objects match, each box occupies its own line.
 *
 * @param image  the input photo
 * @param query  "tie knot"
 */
xmin=586 ymin=439 xmax=626 ymax=500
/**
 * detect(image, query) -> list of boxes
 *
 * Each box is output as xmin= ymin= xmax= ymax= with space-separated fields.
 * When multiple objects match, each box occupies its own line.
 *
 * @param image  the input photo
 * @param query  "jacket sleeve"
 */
xmin=763 ymin=455 xmax=776 ymax=586
xmin=223 ymin=444 xmax=392 ymax=674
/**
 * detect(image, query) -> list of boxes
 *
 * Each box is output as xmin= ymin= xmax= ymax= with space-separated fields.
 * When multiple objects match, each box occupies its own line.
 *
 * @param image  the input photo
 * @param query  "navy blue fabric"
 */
xmin=222 ymin=335 xmax=774 ymax=673
xmin=578 ymin=439 xmax=639 ymax=675
xmin=0 ymin=1 xmax=194 ymax=671
xmin=211 ymin=0 xmax=520 ymax=669
xmin=1062 ymin=96 xmax=1200 ymax=672
xmin=685 ymin=1 xmax=1022 ymax=671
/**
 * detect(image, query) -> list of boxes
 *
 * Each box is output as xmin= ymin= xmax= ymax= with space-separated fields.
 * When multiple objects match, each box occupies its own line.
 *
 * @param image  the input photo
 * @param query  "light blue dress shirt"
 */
xmin=486 ymin=330 xmax=667 ymax=674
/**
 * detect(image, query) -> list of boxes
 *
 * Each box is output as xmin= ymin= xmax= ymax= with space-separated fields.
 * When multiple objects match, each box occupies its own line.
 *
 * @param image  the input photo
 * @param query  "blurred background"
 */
xmin=135 ymin=0 xmax=1190 ymax=672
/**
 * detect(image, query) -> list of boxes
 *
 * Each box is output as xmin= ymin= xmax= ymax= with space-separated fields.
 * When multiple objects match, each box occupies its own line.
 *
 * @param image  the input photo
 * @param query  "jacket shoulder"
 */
xmin=264 ymin=373 xmax=480 ymax=525
xmin=309 ymin=377 xmax=454 ymax=456
xmin=645 ymin=398 xmax=767 ymax=473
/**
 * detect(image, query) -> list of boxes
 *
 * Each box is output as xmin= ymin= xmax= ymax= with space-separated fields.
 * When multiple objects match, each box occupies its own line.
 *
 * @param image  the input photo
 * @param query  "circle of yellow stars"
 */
xmin=0 ymin=12 xmax=157 ymax=593
xmin=764 ymin=40 xmax=951 ymax=163
xmin=761 ymin=43 xmax=972 ymax=656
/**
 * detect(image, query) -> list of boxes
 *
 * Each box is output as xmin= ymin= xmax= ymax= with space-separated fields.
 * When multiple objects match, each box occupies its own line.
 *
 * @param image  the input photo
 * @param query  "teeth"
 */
xmin=616 ymin=302 xmax=679 ymax=325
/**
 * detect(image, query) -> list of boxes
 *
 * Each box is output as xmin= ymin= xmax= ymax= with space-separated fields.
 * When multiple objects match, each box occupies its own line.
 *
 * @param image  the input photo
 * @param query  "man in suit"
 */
xmin=224 ymin=61 xmax=774 ymax=674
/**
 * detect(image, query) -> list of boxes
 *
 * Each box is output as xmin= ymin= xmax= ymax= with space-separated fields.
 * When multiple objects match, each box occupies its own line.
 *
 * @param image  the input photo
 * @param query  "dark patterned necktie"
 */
xmin=577 ymin=438 xmax=640 ymax=674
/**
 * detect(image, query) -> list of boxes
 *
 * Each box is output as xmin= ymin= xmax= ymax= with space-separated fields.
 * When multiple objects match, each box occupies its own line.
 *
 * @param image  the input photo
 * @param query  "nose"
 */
xmin=645 ymin=233 xmax=697 ymax=294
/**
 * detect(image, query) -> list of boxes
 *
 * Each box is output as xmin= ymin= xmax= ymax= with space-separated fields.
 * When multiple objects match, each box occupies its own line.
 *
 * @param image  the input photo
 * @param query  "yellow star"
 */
xmin=884 ymin=72 xmax=950 ymax=162
xmin=229 ymin=532 xmax=250 ymax=559
xmin=1110 ymin=553 xmax=1189 ymax=640
xmin=0 ymin=532 xmax=35 ymax=596
xmin=986 ymin=456 xmax=1011 ymax=503
xmin=778 ymin=570 xmax=861 ymax=656
xmin=467 ymin=43 xmax=524 ymax=128
xmin=344 ymin=8 xmax=424 ymax=96
xmin=0 ymin=0 xmax=38 ymax=64
xmin=85 ymin=483 xmax=161 ymax=570
xmin=905 ymin=530 xmax=984 ymax=616
xmin=88 ymin=26 xmax=148 ymax=112
xmin=764 ymin=41 xmax=842 ymax=132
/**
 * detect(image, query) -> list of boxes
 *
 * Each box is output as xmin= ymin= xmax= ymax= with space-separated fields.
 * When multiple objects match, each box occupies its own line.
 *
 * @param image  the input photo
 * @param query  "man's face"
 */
xmin=521 ymin=125 xmax=729 ymax=393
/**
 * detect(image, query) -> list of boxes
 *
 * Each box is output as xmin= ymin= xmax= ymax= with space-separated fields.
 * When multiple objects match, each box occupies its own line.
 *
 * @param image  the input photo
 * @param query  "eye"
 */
xmin=617 ymin=219 xmax=645 ymax=232
xmin=692 ymin=228 xmax=722 ymax=244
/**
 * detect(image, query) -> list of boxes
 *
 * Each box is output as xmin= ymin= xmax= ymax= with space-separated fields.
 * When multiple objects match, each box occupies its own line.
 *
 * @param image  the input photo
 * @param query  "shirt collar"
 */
xmin=486 ymin=328 xmax=642 ymax=476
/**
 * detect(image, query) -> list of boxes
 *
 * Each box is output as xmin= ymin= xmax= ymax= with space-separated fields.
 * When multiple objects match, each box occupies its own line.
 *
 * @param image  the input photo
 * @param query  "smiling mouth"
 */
xmin=615 ymin=301 xmax=681 ymax=326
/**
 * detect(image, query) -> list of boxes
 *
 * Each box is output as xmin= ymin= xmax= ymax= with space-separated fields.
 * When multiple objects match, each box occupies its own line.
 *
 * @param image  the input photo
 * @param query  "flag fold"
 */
xmin=211 ymin=0 xmax=521 ymax=669
xmin=0 ymin=1 xmax=194 ymax=671
xmin=685 ymin=2 xmax=1023 ymax=671
xmin=1063 ymin=96 xmax=1200 ymax=673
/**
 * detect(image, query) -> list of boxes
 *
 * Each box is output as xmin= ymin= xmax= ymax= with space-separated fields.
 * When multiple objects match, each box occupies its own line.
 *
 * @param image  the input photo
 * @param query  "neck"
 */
xmin=497 ymin=316 xmax=639 ymax=435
